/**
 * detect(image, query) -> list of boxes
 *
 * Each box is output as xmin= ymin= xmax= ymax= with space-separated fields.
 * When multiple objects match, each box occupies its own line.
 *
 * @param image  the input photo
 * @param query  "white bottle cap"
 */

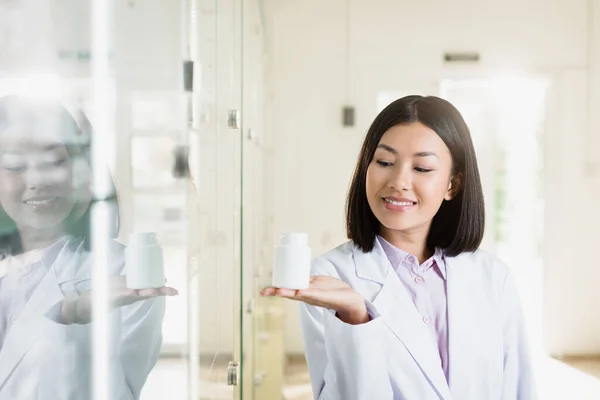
xmin=129 ymin=232 xmax=158 ymax=246
xmin=280 ymin=232 xmax=308 ymax=247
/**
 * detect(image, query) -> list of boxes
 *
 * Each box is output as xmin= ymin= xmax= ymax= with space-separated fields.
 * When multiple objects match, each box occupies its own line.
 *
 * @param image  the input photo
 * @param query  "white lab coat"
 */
xmin=0 ymin=237 xmax=165 ymax=400
xmin=300 ymin=239 xmax=536 ymax=400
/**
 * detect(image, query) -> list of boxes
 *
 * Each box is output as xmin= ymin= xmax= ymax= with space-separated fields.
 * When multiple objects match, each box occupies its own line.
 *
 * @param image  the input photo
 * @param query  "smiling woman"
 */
xmin=365 ymin=123 xmax=458 ymax=260
xmin=0 ymin=95 xmax=93 ymax=255
xmin=347 ymin=95 xmax=485 ymax=259
xmin=0 ymin=95 xmax=176 ymax=400
xmin=262 ymin=95 xmax=536 ymax=400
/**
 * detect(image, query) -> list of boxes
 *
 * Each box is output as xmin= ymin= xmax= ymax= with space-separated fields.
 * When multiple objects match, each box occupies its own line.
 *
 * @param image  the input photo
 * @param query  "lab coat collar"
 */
xmin=50 ymin=237 xmax=87 ymax=284
xmin=39 ymin=235 xmax=72 ymax=273
xmin=375 ymin=235 xmax=447 ymax=280
xmin=353 ymin=238 xmax=389 ymax=284
xmin=352 ymin=240 xmax=452 ymax=400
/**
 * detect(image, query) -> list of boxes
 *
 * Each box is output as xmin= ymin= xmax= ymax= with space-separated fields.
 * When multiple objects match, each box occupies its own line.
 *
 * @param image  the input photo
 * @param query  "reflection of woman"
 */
xmin=263 ymin=96 xmax=536 ymax=399
xmin=0 ymin=96 xmax=177 ymax=400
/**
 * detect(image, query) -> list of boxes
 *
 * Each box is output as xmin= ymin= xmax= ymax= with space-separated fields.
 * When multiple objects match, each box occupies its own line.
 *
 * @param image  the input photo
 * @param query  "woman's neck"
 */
xmin=18 ymin=226 xmax=65 ymax=253
xmin=379 ymin=226 xmax=433 ymax=264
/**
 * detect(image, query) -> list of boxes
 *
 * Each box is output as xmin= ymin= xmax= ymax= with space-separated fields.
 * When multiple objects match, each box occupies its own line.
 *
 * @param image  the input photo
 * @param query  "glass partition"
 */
xmin=0 ymin=0 xmax=249 ymax=399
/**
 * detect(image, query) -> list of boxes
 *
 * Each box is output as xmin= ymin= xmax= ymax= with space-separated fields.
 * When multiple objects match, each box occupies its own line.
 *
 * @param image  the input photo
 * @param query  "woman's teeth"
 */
xmin=25 ymin=198 xmax=55 ymax=205
xmin=384 ymin=198 xmax=414 ymax=206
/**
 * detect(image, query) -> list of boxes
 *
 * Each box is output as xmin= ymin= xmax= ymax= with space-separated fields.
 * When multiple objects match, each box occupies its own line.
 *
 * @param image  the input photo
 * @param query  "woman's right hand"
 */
xmin=260 ymin=276 xmax=370 ymax=325
xmin=60 ymin=276 xmax=178 ymax=324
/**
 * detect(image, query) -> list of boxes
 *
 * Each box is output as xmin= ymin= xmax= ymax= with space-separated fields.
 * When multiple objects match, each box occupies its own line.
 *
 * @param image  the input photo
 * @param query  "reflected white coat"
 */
xmin=0 ymin=239 xmax=164 ymax=400
xmin=300 ymin=239 xmax=536 ymax=400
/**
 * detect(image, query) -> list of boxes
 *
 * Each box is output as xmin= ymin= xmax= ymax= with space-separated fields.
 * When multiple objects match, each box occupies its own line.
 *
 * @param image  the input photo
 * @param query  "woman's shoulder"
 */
xmin=448 ymin=247 xmax=508 ymax=267
xmin=448 ymin=247 xmax=504 ymax=264
xmin=55 ymin=237 xmax=126 ymax=280
xmin=445 ymin=248 xmax=513 ymax=286
xmin=310 ymin=241 xmax=356 ymax=277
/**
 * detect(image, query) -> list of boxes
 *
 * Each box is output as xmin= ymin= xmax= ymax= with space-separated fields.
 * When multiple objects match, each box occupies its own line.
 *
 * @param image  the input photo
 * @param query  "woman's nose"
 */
xmin=389 ymin=165 xmax=411 ymax=191
xmin=25 ymin=167 xmax=48 ymax=190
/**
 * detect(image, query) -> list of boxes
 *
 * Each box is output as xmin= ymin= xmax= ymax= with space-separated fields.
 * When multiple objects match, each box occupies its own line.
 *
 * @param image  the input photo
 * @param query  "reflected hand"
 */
xmin=261 ymin=276 xmax=369 ymax=325
xmin=61 ymin=276 xmax=178 ymax=324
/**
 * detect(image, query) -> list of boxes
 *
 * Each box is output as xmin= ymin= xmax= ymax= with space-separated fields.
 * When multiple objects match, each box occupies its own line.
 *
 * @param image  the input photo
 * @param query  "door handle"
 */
xmin=228 ymin=109 xmax=240 ymax=129
xmin=172 ymin=144 xmax=190 ymax=178
xmin=227 ymin=361 xmax=240 ymax=386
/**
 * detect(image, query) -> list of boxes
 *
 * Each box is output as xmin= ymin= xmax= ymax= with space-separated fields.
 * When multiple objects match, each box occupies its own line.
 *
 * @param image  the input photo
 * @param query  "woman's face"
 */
xmin=365 ymin=122 xmax=457 ymax=239
xmin=0 ymin=124 xmax=78 ymax=231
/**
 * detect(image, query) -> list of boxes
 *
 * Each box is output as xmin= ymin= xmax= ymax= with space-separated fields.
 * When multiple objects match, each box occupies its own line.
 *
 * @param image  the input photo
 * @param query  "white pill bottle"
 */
xmin=125 ymin=232 xmax=165 ymax=289
xmin=272 ymin=232 xmax=311 ymax=290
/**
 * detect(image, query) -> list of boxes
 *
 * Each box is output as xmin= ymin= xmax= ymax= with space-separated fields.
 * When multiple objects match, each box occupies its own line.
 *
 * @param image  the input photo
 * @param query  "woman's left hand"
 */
xmin=261 ymin=276 xmax=369 ymax=325
xmin=60 ymin=276 xmax=178 ymax=324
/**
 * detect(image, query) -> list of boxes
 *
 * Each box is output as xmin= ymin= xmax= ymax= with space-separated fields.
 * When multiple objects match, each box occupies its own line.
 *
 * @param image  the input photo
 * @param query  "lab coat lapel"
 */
xmin=0 ymin=240 xmax=80 ymax=389
xmin=445 ymin=254 xmax=477 ymax=395
xmin=353 ymin=242 xmax=451 ymax=400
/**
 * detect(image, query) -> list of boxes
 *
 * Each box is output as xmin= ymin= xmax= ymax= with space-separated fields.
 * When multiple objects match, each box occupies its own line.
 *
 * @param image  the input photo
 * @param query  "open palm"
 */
xmin=261 ymin=276 xmax=368 ymax=325
xmin=62 ymin=276 xmax=178 ymax=324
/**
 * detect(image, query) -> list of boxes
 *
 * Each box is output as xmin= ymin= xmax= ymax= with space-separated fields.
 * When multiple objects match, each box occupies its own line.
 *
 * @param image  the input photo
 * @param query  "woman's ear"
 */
xmin=444 ymin=174 xmax=462 ymax=201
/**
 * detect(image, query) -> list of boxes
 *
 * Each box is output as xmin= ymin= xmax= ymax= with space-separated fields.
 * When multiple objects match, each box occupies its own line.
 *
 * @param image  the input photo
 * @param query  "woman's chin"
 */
xmin=21 ymin=213 xmax=70 ymax=231
xmin=379 ymin=218 xmax=430 ymax=236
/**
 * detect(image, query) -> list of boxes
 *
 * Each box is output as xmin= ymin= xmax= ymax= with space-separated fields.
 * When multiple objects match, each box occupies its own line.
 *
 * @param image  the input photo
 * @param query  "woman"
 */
xmin=0 ymin=95 xmax=177 ymax=399
xmin=262 ymin=95 xmax=536 ymax=399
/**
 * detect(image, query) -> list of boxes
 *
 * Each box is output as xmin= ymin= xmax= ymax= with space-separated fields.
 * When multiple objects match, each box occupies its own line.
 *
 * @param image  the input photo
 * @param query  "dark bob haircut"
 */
xmin=0 ymin=95 xmax=119 ymax=257
xmin=345 ymin=95 xmax=485 ymax=257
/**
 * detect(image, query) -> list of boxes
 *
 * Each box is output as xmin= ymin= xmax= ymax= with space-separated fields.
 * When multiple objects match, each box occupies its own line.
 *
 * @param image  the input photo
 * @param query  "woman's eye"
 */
xmin=3 ymin=164 xmax=26 ymax=172
xmin=42 ymin=158 xmax=67 ymax=167
xmin=415 ymin=167 xmax=433 ymax=173
xmin=1 ymin=159 xmax=26 ymax=172
xmin=376 ymin=160 xmax=393 ymax=167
